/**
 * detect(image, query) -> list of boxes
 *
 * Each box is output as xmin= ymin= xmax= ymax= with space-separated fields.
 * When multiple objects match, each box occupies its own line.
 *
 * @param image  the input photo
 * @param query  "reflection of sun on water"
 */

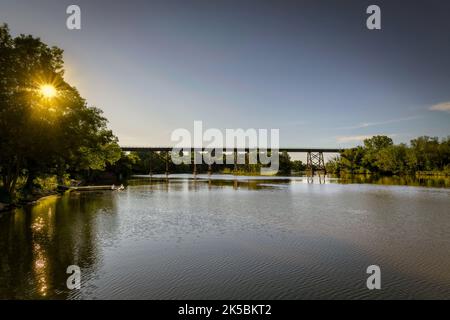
xmin=33 ymin=243 xmax=48 ymax=296
xmin=31 ymin=217 xmax=45 ymax=232
xmin=30 ymin=199 xmax=58 ymax=297
xmin=30 ymin=197 xmax=59 ymax=297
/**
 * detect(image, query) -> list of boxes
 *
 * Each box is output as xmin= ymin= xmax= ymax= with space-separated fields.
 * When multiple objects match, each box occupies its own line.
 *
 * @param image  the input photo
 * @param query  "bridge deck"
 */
xmin=121 ymin=146 xmax=342 ymax=153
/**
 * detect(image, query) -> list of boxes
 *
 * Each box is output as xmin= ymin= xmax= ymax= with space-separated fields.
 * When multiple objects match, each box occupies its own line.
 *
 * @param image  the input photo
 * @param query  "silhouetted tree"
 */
xmin=0 ymin=24 xmax=120 ymax=202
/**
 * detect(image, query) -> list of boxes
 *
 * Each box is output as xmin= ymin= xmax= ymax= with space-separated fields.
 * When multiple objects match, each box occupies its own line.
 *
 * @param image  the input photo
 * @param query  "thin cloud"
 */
xmin=336 ymin=116 xmax=420 ymax=130
xmin=336 ymin=135 xmax=373 ymax=143
xmin=429 ymin=102 xmax=450 ymax=113
xmin=336 ymin=134 xmax=396 ymax=143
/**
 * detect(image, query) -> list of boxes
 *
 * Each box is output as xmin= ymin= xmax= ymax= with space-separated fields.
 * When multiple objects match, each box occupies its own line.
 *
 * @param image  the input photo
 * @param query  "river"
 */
xmin=1 ymin=175 xmax=449 ymax=299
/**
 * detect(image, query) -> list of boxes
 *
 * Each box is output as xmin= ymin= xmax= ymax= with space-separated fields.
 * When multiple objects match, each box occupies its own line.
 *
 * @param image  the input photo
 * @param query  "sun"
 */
xmin=39 ymin=84 xmax=57 ymax=98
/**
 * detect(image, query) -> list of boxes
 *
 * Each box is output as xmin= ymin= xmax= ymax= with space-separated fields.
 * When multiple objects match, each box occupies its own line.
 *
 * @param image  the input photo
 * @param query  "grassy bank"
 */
xmin=416 ymin=171 xmax=450 ymax=177
xmin=0 ymin=175 xmax=64 ymax=212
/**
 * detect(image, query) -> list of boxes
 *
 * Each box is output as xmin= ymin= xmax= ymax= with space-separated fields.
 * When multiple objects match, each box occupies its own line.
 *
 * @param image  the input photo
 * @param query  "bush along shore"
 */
xmin=325 ymin=136 xmax=450 ymax=176
xmin=0 ymin=173 xmax=129 ymax=213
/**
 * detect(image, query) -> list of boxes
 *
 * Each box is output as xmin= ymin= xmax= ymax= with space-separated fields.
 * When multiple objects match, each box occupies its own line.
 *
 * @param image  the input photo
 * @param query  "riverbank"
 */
xmin=0 ymin=184 xmax=126 ymax=213
xmin=0 ymin=190 xmax=62 ymax=213
xmin=416 ymin=171 xmax=450 ymax=177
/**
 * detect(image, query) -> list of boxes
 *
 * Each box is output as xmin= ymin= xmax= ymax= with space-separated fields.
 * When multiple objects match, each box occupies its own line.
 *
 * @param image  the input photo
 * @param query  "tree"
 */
xmin=438 ymin=136 xmax=450 ymax=170
xmin=375 ymin=144 xmax=408 ymax=175
xmin=409 ymin=136 xmax=441 ymax=171
xmin=278 ymin=151 xmax=292 ymax=175
xmin=291 ymin=160 xmax=306 ymax=173
xmin=0 ymin=24 xmax=120 ymax=201
xmin=108 ymin=152 xmax=140 ymax=181
xmin=325 ymin=156 xmax=340 ymax=174
xmin=340 ymin=146 xmax=366 ymax=173
xmin=330 ymin=135 xmax=449 ymax=176
xmin=362 ymin=135 xmax=393 ymax=172
xmin=363 ymin=135 xmax=393 ymax=150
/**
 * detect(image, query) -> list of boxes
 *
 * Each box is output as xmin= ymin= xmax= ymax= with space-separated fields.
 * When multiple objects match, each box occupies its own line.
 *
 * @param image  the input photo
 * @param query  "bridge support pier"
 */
xmin=306 ymin=151 xmax=326 ymax=175
xmin=165 ymin=151 xmax=169 ymax=177
xmin=191 ymin=151 xmax=198 ymax=177
xmin=149 ymin=151 xmax=153 ymax=178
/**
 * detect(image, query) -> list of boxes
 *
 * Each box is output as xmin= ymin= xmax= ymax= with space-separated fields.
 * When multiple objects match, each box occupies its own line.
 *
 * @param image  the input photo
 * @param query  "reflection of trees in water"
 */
xmin=336 ymin=174 xmax=450 ymax=188
xmin=0 ymin=192 xmax=117 ymax=299
xmin=129 ymin=177 xmax=294 ymax=190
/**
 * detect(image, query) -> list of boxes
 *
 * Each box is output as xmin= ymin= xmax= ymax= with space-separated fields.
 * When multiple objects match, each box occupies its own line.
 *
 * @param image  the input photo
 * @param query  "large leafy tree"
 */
xmin=409 ymin=136 xmax=441 ymax=171
xmin=327 ymin=135 xmax=450 ymax=175
xmin=0 ymin=24 xmax=120 ymax=200
xmin=340 ymin=146 xmax=366 ymax=173
xmin=361 ymin=135 xmax=394 ymax=172
xmin=375 ymin=144 xmax=408 ymax=175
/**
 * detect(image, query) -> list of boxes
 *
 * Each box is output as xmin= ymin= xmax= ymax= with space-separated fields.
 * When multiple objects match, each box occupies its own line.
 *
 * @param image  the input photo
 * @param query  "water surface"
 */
xmin=1 ymin=176 xmax=449 ymax=299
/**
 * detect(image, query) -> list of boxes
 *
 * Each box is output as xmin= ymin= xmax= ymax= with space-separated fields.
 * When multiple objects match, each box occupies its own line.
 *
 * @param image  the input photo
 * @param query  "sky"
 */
xmin=1 ymin=0 xmax=450 ymax=150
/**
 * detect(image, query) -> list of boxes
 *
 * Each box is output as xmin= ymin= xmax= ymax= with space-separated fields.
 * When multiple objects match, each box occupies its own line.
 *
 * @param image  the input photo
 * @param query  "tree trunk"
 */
xmin=56 ymin=161 xmax=66 ymax=186
xmin=24 ymin=169 xmax=36 ymax=192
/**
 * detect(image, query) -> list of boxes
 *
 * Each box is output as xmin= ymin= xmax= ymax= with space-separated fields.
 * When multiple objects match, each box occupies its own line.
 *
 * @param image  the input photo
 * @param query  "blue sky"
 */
xmin=1 ymin=0 xmax=449 ymax=149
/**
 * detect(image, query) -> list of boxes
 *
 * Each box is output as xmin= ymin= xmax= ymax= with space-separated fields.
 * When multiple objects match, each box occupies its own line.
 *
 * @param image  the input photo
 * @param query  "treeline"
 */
xmin=0 ymin=24 xmax=132 ymax=204
xmin=127 ymin=151 xmax=305 ymax=176
xmin=326 ymin=135 xmax=450 ymax=175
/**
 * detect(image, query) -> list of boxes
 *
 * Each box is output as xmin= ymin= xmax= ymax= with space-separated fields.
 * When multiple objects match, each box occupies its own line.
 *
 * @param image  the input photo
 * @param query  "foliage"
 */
xmin=327 ymin=135 xmax=450 ymax=176
xmin=108 ymin=152 xmax=140 ymax=180
xmin=277 ymin=151 xmax=292 ymax=175
xmin=0 ymin=24 xmax=120 ymax=201
xmin=291 ymin=160 xmax=306 ymax=172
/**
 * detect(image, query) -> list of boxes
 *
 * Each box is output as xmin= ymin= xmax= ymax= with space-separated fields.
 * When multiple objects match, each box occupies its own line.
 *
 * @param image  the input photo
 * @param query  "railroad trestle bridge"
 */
xmin=120 ymin=147 xmax=343 ymax=176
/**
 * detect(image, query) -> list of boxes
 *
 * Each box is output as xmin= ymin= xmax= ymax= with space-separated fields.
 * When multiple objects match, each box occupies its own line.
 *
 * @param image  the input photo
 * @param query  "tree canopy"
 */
xmin=0 ymin=24 xmax=121 ymax=201
xmin=327 ymin=135 xmax=450 ymax=175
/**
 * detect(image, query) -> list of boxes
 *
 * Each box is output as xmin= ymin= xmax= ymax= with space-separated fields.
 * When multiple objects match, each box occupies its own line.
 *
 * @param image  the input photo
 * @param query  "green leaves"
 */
xmin=329 ymin=135 xmax=450 ymax=175
xmin=0 ymin=24 xmax=120 ymax=198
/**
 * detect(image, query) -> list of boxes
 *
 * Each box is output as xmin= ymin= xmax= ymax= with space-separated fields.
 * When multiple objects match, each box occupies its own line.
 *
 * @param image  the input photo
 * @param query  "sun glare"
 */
xmin=39 ymin=84 xmax=57 ymax=98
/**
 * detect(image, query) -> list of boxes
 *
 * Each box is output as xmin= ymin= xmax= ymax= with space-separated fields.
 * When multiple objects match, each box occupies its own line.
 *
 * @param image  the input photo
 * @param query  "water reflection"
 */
xmin=129 ymin=175 xmax=296 ymax=190
xmin=306 ymin=173 xmax=326 ymax=184
xmin=0 ymin=193 xmax=117 ymax=299
xmin=0 ymin=175 xmax=449 ymax=299
xmin=334 ymin=174 xmax=450 ymax=188
xmin=133 ymin=173 xmax=450 ymax=188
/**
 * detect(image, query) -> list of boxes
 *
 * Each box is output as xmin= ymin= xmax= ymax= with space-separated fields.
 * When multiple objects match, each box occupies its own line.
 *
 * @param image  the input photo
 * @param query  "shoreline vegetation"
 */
xmin=325 ymin=135 xmax=450 ymax=177
xmin=0 ymin=24 xmax=135 ymax=208
xmin=2 ymin=171 xmax=449 ymax=213
xmin=1 ymin=25 xmax=449 ymax=212
xmin=415 ymin=171 xmax=450 ymax=177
